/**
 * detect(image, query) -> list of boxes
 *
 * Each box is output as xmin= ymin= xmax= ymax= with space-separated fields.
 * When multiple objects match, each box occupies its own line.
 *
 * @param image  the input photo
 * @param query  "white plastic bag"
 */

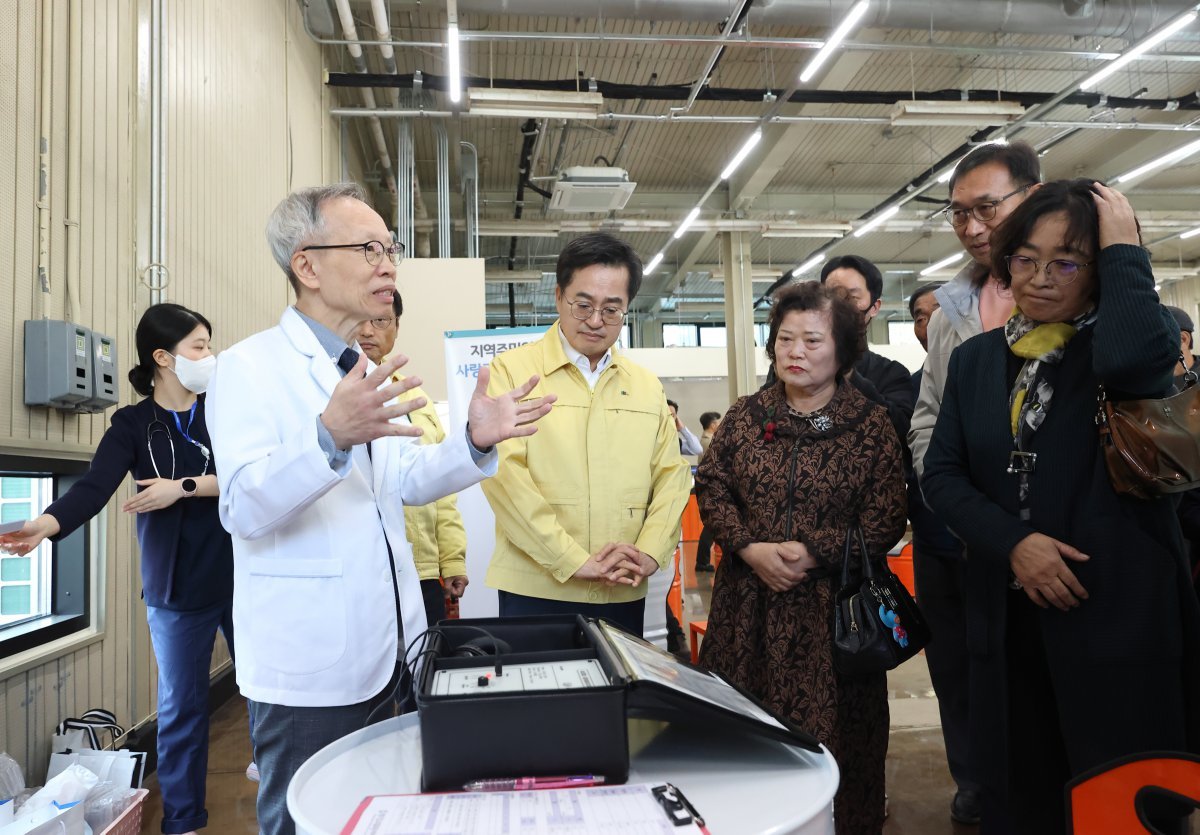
xmin=0 ymin=754 xmax=24 ymax=803
xmin=19 ymin=765 xmax=97 ymax=816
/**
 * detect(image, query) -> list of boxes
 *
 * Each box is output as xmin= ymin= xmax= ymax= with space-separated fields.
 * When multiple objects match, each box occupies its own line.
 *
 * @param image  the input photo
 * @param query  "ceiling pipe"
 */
xmin=671 ymin=0 xmax=754 ymax=114
xmin=302 ymin=25 xmax=1200 ymax=64
xmin=332 ymin=0 xmax=397 ymax=195
xmin=298 ymin=2 xmax=1200 ymax=61
xmin=329 ymin=107 xmax=1200 ymax=133
xmin=447 ymin=0 xmax=1198 ymax=40
xmin=327 ymin=73 xmax=1200 ymax=112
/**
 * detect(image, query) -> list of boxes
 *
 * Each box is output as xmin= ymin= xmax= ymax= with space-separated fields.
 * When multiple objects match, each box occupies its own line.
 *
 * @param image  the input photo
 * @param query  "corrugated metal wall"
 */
xmin=0 ymin=0 xmax=365 ymax=782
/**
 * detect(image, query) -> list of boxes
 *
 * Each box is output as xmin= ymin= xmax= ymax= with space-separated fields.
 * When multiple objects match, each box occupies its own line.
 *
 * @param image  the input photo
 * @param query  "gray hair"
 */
xmin=266 ymin=182 xmax=367 ymax=293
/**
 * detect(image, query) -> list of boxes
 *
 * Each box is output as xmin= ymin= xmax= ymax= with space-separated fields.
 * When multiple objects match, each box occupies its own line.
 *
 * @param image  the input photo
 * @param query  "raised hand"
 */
xmin=320 ymin=352 xmax=427 ymax=450
xmin=0 ymin=514 xmax=61 ymax=556
xmin=466 ymin=367 xmax=557 ymax=450
xmin=1092 ymin=182 xmax=1141 ymax=250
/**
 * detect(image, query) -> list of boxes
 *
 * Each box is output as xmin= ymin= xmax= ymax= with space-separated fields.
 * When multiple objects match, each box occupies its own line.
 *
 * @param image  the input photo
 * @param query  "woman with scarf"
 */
xmin=0 ymin=303 xmax=234 ymax=835
xmin=922 ymin=180 xmax=1200 ymax=833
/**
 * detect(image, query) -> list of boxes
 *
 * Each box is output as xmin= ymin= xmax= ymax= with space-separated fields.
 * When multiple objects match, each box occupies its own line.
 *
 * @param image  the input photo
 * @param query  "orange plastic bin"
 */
xmin=887 ymin=542 xmax=917 ymax=599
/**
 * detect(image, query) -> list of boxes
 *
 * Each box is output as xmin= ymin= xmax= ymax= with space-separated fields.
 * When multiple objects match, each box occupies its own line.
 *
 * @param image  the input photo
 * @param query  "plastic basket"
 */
xmin=98 ymin=788 xmax=149 ymax=835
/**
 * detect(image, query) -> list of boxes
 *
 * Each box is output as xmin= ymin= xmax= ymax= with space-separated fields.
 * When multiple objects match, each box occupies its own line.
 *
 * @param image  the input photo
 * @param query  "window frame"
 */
xmin=0 ymin=454 xmax=92 ymax=660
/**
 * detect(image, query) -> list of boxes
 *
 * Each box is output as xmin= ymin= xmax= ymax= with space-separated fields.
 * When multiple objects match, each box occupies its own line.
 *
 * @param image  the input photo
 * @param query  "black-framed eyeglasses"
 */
xmin=366 ymin=316 xmax=397 ymax=329
xmin=942 ymin=185 xmax=1031 ymax=228
xmin=566 ymin=298 xmax=627 ymax=326
xmin=1004 ymin=254 xmax=1091 ymax=285
xmin=300 ymin=240 xmax=405 ymax=266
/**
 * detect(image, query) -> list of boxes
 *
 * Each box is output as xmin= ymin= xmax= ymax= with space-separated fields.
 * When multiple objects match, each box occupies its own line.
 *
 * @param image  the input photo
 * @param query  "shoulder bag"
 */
xmin=833 ymin=524 xmax=930 ymax=676
xmin=1097 ymin=360 xmax=1200 ymax=500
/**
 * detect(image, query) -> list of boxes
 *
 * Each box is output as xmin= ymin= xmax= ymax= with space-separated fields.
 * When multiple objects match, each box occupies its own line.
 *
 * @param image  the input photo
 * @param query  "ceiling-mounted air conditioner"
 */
xmin=549 ymin=166 xmax=637 ymax=212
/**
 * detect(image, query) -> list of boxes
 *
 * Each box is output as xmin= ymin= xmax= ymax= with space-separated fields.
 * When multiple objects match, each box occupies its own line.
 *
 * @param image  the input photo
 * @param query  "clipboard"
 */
xmin=339 ymin=782 xmax=712 ymax=835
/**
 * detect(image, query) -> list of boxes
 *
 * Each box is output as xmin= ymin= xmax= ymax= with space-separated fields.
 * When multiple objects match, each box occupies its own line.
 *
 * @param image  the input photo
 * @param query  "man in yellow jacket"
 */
xmin=356 ymin=292 xmax=468 ymax=625
xmin=482 ymin=233 xmax=692 ymax=636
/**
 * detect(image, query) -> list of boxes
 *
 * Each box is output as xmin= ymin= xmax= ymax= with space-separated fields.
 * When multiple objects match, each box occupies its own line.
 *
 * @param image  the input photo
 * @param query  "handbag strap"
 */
xmin=840 ymin=522 xmax=876 ymax=587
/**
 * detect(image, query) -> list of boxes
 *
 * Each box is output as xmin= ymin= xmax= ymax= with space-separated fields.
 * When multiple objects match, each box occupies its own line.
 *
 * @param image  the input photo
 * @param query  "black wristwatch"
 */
xmin=180 ymin=478 xmax=198 ymax=498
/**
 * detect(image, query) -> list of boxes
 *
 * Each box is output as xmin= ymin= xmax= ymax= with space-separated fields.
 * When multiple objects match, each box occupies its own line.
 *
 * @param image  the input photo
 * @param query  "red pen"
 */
xmin=463 ymin=775 xmax=606 ymax=792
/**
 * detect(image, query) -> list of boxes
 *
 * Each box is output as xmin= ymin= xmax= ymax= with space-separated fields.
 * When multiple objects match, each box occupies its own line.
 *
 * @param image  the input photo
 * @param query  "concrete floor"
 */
xmin=132 ymin=549 xmax=1008 ymax=834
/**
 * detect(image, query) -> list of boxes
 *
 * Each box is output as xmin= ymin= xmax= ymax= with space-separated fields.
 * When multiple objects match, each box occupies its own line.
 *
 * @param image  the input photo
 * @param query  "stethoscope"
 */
xmin=147 ymin=401 xmax=211 ymax=479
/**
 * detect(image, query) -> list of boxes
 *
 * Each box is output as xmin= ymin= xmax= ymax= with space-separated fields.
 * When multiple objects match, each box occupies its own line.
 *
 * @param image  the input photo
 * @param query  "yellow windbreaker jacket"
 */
xmin=481 ymin=323 xmax=692 ymax=603
xmin=395 ymin=379 xmax=468 ymax=581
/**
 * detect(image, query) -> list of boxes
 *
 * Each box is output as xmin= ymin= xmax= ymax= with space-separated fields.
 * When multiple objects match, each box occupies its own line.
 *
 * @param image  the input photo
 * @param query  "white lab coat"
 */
xmin=207 ymin=308 xmax=495 ymax=707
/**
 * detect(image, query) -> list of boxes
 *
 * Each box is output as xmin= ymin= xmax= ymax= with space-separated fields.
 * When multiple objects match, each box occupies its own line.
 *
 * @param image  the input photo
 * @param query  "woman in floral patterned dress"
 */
xmin=697 ymin=281 xmax=907 ymax=834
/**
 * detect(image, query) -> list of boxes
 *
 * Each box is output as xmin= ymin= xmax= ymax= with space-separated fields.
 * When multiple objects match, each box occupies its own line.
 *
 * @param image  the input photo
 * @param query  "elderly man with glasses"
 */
xmin=905 ymin=140 xmax=1042 ymax=827
xmin=207 ymin=183 xmax=555 ymax=835
xmin=481 ymin=232 xmax=692 ymax=636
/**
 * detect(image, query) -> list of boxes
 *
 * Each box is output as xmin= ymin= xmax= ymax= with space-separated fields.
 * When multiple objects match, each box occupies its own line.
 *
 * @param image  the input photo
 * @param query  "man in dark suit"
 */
xmin=819 ymin=254 xmax=916 ymax=443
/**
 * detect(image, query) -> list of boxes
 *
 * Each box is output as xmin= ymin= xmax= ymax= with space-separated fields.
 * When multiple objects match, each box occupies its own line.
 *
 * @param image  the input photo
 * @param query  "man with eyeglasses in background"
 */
xmin=481 ymin=232 xmax=692 ymax=635
xmin=207 ymin=183 xmax=554 ymax=835
xmin=906 ymin=140 xmax=1041 ymax=827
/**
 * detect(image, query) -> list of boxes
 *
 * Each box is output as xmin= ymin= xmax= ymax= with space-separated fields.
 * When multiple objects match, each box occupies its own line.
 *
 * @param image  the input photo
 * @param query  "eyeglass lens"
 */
xmin=1007 ymin=256 xmax=1083 ymax=283
xmin=571 ymin=300 xmax=624 ymax=325
xmin=363 ymin=241 xmax=405 ymax=266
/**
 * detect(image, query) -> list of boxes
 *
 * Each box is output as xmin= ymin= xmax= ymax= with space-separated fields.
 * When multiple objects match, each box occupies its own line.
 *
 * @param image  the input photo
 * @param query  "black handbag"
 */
xmin=833 ymin=525 xmax=930 ymax=676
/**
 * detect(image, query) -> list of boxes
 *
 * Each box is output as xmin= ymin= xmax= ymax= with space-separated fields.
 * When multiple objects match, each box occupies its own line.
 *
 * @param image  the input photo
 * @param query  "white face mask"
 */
xmin=172 ymin=353 xmax=216 ymax=394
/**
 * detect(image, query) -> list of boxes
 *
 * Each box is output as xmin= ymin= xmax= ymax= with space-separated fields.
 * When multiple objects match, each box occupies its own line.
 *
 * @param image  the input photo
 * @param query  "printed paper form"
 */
xmin=339 ymin=784 xmax=707 ymax=835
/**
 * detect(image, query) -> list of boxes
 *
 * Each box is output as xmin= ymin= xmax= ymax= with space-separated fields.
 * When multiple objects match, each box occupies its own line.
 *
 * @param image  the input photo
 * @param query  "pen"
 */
xmin=463 ymin=775 xmax=606 ymax=792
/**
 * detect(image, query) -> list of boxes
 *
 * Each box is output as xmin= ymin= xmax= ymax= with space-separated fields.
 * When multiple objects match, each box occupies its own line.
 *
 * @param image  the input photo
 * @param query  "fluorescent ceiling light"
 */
xmin=1079 ymin=11 xmax=1198 ymax=91
xmin=673 ymin=208 xmax=702 ymax=240
xmin=799 ymin=0 xmax=870 ymax=84
xmin=485 ymin=303 xmax=535 ymax=314
xmin=890 ymin=100 xmax=1025 ymax=127
xmin=762 ymin=224 xmax=850 ymax=238
xmin=483 ymin=270 xmax=545 ymax=283
xmin=852 ymin=205 xmax=900 ymax=238
xmin=676 ymin=302 xmax=727 ymax=314
xmin=1115 ymin=137 xmax=1200 ymax=184
xmin=645 ymin=252 xmax=664 ymax=273
xmin=468 ymin=88 xmax=604 ymax=119
xmin=790 ymin=252 xmax=827 ymax=278
xmin=720 ymin=129 xmax=763 ymax=180
xmin=1180 ymin=225 xmax=1200 ymax=240
xmin=447 ymin=24 xmax=462 ymax=103
xmin=920 ymin=252 xmax=965 ymax=276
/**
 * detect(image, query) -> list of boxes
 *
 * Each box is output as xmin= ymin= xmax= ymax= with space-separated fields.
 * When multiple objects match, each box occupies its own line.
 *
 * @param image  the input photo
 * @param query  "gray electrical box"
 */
xmin=79 ymin=330 xmax=119 ymax=412
xmin=25 ymin=320 xmax=93 ymax=409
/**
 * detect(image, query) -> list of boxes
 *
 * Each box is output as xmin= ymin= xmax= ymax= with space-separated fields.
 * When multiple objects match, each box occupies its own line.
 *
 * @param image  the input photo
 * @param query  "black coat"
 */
xmin=923 ymin=244 xmax=1200 ymax=793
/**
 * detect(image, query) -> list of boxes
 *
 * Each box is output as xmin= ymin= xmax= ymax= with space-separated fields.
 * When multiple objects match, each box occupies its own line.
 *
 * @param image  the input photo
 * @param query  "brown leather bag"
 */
xmin=1096 ymin=362 xmax=1200 ymax=499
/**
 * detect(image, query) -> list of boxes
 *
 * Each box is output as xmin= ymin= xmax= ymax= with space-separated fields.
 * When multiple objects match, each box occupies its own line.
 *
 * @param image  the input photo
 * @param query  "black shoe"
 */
xmin=696 ymin=564 xmax=715 ymax=572
xmin=950 ymin=788 xmax=981 ymax=825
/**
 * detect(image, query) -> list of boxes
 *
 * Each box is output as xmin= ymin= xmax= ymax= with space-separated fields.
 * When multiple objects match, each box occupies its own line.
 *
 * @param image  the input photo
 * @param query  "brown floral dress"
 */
xmin=696 ymin=380 xmax=907 ymax=835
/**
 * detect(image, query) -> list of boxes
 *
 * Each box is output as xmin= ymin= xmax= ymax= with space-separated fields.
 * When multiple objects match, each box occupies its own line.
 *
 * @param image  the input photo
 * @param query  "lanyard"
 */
xmin=170 ymin=401 xmax=199 ymax=445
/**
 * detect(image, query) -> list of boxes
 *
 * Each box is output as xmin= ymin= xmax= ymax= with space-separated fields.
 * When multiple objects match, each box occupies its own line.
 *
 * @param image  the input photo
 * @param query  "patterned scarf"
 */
xmin=1005 ymin=307 xmax=1098 ymax=445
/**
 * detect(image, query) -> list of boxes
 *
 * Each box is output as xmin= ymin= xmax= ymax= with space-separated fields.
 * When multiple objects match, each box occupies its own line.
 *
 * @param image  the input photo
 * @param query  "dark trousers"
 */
xmin=912 ymin=544 xmax=977 ymax=794
xmin=421 ymin=578 xmax=447 ymax=626
xmin=987 ymin=591 xmax=1071 ymax=835
xmin=249 ymin=667 xmax=400 ymax=835
xmin=497 ymin=590 xmax=645 ymax=636
xmin=695 ymin=526 xmax=714 ymax=569
xmin=145 ymin=602 xmax=234 ymax=834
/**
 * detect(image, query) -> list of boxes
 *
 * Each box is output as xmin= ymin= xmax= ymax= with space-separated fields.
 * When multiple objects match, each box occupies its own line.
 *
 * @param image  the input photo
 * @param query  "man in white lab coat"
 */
xmin=207 ymin=182 xmax=554 ymax=835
